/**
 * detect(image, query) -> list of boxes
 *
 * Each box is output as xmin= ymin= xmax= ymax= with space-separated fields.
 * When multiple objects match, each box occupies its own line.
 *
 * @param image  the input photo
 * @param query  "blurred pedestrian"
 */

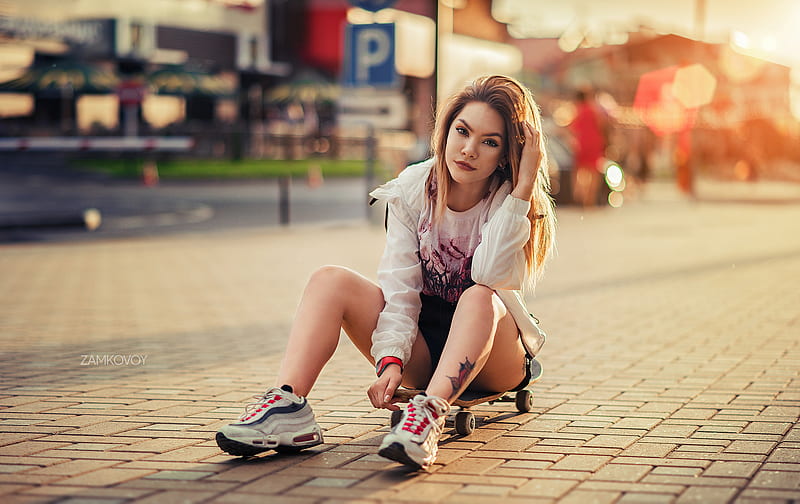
xmin=215 ymin=75 xmax=556 ymax=471
xmin=570 ymin=89 xmax=607 ymax=208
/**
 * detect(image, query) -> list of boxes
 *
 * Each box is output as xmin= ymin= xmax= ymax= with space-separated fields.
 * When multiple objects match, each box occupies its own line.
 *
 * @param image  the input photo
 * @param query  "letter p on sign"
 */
xmin=344 ymin=23 xmax=397 ymax=88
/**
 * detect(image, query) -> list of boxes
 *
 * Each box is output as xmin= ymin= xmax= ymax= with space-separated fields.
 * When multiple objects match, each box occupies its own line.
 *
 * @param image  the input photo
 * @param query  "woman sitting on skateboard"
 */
xmin=216 ymin=74 xmax=556 ymax=471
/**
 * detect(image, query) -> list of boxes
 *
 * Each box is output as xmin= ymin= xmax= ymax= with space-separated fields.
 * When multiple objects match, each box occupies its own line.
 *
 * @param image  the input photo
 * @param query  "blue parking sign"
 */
xmin=343 ymin=23 xmax=397 ymax=88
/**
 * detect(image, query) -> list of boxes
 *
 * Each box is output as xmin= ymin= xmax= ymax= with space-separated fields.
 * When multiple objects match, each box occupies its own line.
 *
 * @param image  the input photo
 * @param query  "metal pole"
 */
xmin=365 ymin=123 xmax=376 ymax=216
xmin=279 ymin=175 xmax=290 ymax=225
xmin=432 ymin=0 xmax=438 ymax=112
xmin=695 ymin=0 xmax=706 ymax=40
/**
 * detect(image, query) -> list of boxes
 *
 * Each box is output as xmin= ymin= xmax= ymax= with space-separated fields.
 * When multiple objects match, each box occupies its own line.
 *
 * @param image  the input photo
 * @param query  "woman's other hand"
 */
xmin=511 ymin=121 xmax=541 ymax=201
xmin=368 ymin=365 xmax=402 ymax=411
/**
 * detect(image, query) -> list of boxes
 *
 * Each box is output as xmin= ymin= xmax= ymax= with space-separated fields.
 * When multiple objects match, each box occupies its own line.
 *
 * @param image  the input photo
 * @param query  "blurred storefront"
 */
xmin=0 ymin=0 xmax=530 ymax=164
xmin=549 ymin=32 xmax=796 ymax=182
xmin=291 ymin=0 xmax=523 ymax=162
xmin=0 ymin=0 xmax=287 ymax=137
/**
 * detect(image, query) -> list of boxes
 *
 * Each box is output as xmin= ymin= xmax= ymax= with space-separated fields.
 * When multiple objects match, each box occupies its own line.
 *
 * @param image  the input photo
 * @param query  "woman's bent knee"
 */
xmin=308 ymin=265 xmax=357 ymax=289
xmin=458 ymin=285 xmax=507 ymax=319
xmin=307 ymin=265 xmax=383 ymax=318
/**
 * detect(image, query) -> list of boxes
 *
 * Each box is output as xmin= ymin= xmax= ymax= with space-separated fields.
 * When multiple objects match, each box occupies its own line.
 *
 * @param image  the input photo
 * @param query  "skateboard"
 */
xmin=390 ymin=357 xmax=542 ymax=436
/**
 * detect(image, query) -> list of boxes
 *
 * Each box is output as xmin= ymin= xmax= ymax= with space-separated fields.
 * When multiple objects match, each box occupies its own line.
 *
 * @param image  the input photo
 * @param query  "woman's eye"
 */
xmin=484 ymin=139 xmax=499 ymax=148
xmin=455 ymin=126 xmax=468 ymax=136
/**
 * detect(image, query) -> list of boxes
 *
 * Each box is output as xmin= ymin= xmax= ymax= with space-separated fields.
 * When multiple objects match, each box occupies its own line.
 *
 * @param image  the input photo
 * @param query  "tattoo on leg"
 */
xmin=447 ymin=357 xmax=476 ymax=396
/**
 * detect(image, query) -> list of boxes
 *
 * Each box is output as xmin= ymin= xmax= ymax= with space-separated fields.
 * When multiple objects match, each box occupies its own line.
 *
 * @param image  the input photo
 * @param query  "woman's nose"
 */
xmin=462 ymin=139 xmax=478 ymax=158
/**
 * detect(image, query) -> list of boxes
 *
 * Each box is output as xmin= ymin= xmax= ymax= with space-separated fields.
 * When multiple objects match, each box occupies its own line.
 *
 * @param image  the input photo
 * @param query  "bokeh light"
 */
xmin=608 ymin=191 xmax=624 ymax=208
xmin=604 ymin=163 xmax=625 ymax=191
xmin=672 ymin=64 xmax=717 ymax=109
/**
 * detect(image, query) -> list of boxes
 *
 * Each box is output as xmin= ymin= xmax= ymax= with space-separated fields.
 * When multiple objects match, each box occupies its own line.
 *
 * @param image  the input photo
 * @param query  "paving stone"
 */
xmin=749 ymin=470 xmax=800 ymax=490
xmin=124 ymin=490 xmax=220 ymax=504
xmin=478 ymin=436 xmax=537 ymax=452
xmin=724 ymin=440 xmax=778 ymax=454
xmin=550 ymin=455 xmax=612 ymax=472
xmin=617 ymin=492 xmax=675 ymax=503
xmin=670 ymin=409 xmax=717 ymax=420
xmin=614 ymin=417 xmax=663 ymax=430
xmin=620 ymin=442 xmax=677 ymax=458
xmin=142 ymin=446 xmax=222 ymax=462
xmin=675 ymin=486 xmax=738 ymax=503
xmin=301 ymin=477 xmax=358 ymax=488
xmin=766 ymin=447 xmax=800 ymax=463
xmin=591 ymin=463 xmax=651 ymax=482
xmin=453 ymin=483 xmax=514 ymax=496
xmin=235 ymin=475 xmax=314 ymax=494
xmin=61 ymin=422 xmax=151 ymax=437
xmin=392 ymin=481 xmax=462 ymax=501
xmin=512 ymin=478 xmax=578 ymax=498
xmin=651 ymin=466 xmax=702 ymax=477
xmin=0 ymin=441 xmax=72 ymax=456
xmin=547 ymin=403 xmax=599 ymax=416
xmin=564 ymin=489 xmax=623 ymax=503
xmin=576 ymin=480 xmax=685 ymax=495
xmin=53 ymin=468 xmax=155 ymax=487
xmin=0 ymin=464 xmax=37 ymax=474
xmin=741 ymin=422 xmax=792 ymax=435
xmin=644 ymin=474 xmax=749 ymax=488
xmin=584 ymin=435 xmax=640 ymax=449
xmin=27 ymin=459 xmax=120 ymax=476
xmin=143 ymin=470 xmax=215 ymax=481
xmin=703 ymin=460 xmax=761 ymax=478
xmin=436 ymin=456 xmax=502 ymax=475
xmin=647 ymin=425 xmax=699 ymax=438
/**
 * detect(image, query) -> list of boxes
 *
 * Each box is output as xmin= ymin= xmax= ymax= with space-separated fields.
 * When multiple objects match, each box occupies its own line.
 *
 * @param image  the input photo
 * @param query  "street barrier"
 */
xmin=0 ymin=137 xmax=194 ymax=152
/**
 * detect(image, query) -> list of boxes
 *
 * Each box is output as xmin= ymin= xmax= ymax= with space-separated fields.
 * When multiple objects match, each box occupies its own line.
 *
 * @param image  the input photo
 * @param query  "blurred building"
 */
xmin=5 ymin=0 xmax=792 ymax=175
xmin=295 ymin=0 xmax=523 ymax=144
xmin=0 ymin=0 xmax=287 ymax=134
xmin=548 ymin=32 xmax=796 ymax=177
xmin=0 ymin=0 xmax=528 ymax=150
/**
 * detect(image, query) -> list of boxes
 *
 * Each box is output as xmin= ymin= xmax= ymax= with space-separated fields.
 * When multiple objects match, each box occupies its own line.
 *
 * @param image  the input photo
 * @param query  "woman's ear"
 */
xmin=497 ymin=159 xmax=511 ymax=179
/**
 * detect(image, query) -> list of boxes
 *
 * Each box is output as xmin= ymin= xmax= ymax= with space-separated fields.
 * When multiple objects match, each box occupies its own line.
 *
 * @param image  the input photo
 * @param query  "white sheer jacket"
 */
xmin=367 ymin=158 xmax=546 ymax=368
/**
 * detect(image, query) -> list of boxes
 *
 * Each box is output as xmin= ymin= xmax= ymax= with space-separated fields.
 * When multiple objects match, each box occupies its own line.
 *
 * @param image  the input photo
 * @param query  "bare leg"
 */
xmin=424 ymin=285 xmax=526 ymax=402
xmin=275 ymin=265 xmax=435 ymax=397
xmin=275 ymin=266 xmax=384 ymax=396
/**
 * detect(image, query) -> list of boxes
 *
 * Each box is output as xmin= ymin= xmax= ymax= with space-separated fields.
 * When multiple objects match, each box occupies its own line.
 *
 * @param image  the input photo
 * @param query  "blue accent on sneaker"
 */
xmin=238 ymin=398 xmax=307 ymax=426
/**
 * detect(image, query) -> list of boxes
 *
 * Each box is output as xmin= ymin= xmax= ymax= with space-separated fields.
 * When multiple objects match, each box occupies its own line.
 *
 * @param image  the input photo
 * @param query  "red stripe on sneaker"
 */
xmin=293 ymin=433 xmax=318 ymax=443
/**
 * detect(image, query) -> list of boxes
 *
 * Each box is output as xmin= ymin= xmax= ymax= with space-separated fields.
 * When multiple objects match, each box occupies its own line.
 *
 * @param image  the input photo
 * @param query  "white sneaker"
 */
xmin=378 ymin=394 xmax=450 ymax=470
xmin=216 ymin=385 xmax=323 ymax=456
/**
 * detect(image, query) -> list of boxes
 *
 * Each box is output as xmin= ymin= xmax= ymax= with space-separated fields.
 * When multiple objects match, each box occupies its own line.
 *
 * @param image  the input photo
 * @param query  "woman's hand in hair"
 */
xmin=511 ymin=121 xmax=541 ymax=202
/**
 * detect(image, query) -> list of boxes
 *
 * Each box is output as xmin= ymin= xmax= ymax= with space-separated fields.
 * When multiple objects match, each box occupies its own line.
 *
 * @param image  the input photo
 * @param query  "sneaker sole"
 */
xmin=216 ymin=432 xmax=271 ymax=457
xmin=215 ymin=431 xmax=323 ymax=457
xmin=378 ymin=442 xmax=424 ymax=471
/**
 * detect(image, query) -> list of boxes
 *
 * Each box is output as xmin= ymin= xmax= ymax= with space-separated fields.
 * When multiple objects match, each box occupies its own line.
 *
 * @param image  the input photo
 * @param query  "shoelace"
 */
xmin=239 ymin=390 xmax=282 ymax=422
xmin=402 ymin=396 xmax=439 ymax=436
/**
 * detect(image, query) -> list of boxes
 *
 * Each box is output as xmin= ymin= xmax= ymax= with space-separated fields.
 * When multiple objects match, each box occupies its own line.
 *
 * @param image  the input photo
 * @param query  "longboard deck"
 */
xmin=392 ymin=388 xmax=505 ymax=408
xmin=392 ymin=358 xmax=542 ymax=408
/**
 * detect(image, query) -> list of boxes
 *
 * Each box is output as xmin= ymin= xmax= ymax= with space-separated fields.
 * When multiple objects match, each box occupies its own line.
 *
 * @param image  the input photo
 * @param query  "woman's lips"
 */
xmin=455 ymin=160 xmax=476 ymax=171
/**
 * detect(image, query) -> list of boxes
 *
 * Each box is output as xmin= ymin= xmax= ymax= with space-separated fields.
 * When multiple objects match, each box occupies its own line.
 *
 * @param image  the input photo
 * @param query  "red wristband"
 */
xmin=376 ymin=356 xmax=403 ymax=377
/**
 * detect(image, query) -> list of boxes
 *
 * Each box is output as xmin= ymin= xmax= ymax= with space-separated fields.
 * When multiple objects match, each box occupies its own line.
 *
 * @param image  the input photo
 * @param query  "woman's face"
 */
xmin=444 ymin=101 xmax=506 ymax=190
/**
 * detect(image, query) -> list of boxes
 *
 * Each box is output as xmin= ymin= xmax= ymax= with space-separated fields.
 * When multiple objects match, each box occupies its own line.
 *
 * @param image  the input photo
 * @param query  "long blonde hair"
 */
xmin=429 ymin=74 xmax=556 ymax=284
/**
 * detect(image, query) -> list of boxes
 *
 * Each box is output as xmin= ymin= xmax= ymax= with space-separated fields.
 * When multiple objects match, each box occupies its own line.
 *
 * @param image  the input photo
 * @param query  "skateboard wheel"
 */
xmin=390 ymin=409 xmax=403 ymax=428
xmin=455 ymin=411 xmax=475 ymax=435
xmin=515 ymin=389 xmax=533 ymax=413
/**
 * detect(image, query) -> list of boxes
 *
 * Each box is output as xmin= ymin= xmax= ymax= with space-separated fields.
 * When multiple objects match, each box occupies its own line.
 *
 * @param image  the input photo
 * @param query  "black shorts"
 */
xmin=417 ymin=293 xmax=534 ymax=391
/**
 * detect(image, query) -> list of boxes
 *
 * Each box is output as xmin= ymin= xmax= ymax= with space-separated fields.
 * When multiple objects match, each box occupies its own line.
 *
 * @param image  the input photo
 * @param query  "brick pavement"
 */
xmin=0 ymin=182 xmax=798 ymax=503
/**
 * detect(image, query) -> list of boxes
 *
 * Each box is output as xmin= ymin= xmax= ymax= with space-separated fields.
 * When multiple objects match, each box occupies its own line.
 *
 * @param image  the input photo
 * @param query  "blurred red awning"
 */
xmin=633 ymin=64 xmax=716 ymax=136
xmin=633 ymin=66 xmax=693 ymax=136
